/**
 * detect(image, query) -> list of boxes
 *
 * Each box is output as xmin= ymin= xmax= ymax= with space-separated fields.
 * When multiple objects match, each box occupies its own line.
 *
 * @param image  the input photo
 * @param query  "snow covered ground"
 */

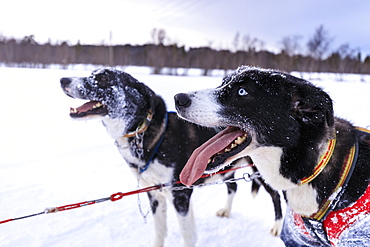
xmin=0 ymin=66 xmax=369 ymax=247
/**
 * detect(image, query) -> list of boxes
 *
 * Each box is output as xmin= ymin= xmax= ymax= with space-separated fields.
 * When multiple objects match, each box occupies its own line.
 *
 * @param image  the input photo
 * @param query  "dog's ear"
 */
xmin=133 ymin=81 xmax=158 ymax=114
xmin=291 ymin=87 xmax=334 ymax=127
xmin=122 ymin=73 xmax=158 ymax=114
xmin=144 ymin=86 xmax=158 ymax=114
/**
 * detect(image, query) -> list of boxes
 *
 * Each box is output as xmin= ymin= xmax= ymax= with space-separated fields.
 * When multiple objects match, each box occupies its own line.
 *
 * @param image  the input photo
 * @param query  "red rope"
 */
xmin=0 ymin=164 xmax=252 ymax=225
xmin=0 ymin=219 xmax=13 ymax=224
xmin=110 ymin=185 xmax=163 ymax=202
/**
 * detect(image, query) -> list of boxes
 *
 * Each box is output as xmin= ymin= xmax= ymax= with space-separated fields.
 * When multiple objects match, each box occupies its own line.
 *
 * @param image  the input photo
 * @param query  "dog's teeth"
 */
xmin=70 ymin=108 xmax=77 ymax=113
xmin=234 ymin=136 xmax=245 ymax=145
xmin=231 ymin=143 xmax=237 ymax=149
xmin=93 ymin=102 xmax=103 ymax=109
xmin=225 ymin=148 xmax=231 ymax=152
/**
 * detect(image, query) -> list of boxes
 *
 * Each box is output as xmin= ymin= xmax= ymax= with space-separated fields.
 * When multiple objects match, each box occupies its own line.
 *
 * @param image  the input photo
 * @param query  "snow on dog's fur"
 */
xmin=60 ymin=68 xmax=283 ymax=247
xmin=175 ymin=66 xmax=370 ymax=246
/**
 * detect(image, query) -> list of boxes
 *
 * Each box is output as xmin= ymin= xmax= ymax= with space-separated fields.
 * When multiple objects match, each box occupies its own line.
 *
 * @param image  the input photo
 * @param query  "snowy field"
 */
xmin=0 ymin=66 xmax=369 ymax=247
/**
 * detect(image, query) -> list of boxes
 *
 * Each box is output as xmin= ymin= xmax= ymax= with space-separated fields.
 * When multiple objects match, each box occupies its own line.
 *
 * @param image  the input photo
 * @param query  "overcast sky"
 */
xmin=2 ymin=0 xmax=370 ymax=57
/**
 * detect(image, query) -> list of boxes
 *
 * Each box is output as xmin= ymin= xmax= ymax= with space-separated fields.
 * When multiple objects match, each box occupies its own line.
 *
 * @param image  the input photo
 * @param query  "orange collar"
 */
xmin=122 ymin=110 xmax=153 ymax=138
xmin=299 ymin=139 xmax=336 ymax=185
xmin=308 ymin=143 xmax=357 ymax=220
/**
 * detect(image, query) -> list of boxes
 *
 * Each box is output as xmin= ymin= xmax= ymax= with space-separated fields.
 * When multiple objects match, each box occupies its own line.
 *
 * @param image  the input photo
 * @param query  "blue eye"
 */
xmin=238 ymin=88 xmax=248 ymax=96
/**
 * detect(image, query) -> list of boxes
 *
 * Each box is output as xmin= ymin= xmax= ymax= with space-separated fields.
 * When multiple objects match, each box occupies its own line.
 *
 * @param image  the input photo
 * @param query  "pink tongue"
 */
xmin=180 ymin=127 xmax=245 ymax=186
xmin=73 ymin=101 xmax=100 ymax=113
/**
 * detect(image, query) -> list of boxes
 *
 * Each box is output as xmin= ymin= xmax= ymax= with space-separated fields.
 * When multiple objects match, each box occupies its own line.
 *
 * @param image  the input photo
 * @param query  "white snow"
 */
xmin=0 ymin=66 xmax=369 ymax=247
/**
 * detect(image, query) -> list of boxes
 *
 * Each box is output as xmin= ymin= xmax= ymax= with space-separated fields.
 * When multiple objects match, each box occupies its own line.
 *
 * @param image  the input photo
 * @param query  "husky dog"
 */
xmin=175 ymin=66 xmax=370 ymax=246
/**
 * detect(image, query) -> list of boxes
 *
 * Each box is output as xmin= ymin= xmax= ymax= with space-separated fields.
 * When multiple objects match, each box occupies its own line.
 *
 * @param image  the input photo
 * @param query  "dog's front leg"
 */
xmin=148 ymin=192 xmax=167 ymax=247
xmin=216 ymin=181 xmax=237 ymax=218
xmin=172 ymin=188 xmax=196 ymax=247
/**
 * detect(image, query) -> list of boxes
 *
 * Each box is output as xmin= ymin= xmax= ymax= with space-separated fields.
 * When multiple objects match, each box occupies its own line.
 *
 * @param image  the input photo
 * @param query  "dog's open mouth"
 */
xmin=180 ymin=126 xmax=252 ymax=186
xmin=69 ymin=101 xmax=108 ymax=118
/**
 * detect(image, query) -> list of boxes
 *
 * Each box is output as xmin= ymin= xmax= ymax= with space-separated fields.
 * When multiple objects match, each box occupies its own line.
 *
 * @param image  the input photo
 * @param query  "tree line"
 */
xmin=1 ymin=26 xmax=370 ymax=76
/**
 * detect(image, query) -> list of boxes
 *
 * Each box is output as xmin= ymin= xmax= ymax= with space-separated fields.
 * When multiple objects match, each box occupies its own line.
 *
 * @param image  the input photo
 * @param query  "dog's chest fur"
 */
xmin=237 ymin=140 xmax=320 ymax=215
xmin=114 ymin=137 xmax=142 ymax=168
xmin=109 ymin=130 xmax=173 ymax=188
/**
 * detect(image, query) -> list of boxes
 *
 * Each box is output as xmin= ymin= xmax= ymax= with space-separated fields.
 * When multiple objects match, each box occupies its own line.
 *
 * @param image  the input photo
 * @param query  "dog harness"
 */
xmin=123 ymin=110 xmax=168 ymax=173
xmin=292 ymin=127 xmax=370 ymax=246
xmin=139 ymin=113 xmax=168 ymax=173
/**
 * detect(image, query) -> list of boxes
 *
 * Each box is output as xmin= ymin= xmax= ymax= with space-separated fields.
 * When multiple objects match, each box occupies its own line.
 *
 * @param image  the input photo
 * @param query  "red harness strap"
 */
xmin=292 ymin=126 xmax=370 ymax=246
xmin=292 ymin=183 xmax=370 ymax=246
xmin=293 ymin=184 xmax=370 ymax=246
xmin=324 ymin=183 xmax=370 ymax=245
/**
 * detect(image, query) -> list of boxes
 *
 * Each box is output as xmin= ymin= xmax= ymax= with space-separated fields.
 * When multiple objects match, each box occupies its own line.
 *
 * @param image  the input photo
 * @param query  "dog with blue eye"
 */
xmin=175 ymin=65 xmax=370 ymax=247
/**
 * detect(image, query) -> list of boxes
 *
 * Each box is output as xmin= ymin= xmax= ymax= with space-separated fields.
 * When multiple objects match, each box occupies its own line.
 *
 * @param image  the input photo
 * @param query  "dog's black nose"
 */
xmin=60 ymin=77 xmax=71 ymax=87
xmin=174 ymin=93 xmax=191 ymax=108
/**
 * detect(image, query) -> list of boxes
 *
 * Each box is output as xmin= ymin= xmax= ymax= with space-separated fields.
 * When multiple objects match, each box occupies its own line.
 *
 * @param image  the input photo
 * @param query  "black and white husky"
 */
xmin=175 ymin=66 xmax=370 ymax=246
xmin=60 ymin=68 xmax=282 ymax=247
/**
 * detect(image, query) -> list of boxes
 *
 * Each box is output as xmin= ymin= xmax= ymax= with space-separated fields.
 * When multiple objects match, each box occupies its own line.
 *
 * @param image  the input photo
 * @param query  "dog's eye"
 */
xmin=98 ymin=79 xmax=109 ymax=88
xmin=94 ymin=75 xmax=110 ymax=88
xmin=238 ymin=88 xmax=248 ymax=96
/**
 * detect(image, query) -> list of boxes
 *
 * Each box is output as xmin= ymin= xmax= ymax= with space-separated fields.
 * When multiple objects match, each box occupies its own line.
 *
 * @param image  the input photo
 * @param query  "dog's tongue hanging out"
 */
xmin=180 ymin=127 xmax=247 ymax=186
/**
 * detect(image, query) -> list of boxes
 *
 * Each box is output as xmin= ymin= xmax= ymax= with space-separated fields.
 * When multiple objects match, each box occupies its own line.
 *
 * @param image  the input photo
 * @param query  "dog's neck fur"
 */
xmin=277 ymin=121 xmax=338 ymax=215
xmin=102 ymin=96 xmax=167 ymax=175
xmin=246 ymin=119 xmax=357 ymax=216
xmin=299 ymin=124 xmax=359 ymax=216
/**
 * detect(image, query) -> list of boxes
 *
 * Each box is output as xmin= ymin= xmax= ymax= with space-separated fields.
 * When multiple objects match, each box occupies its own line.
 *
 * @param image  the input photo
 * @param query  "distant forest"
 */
xmin=1 ymin=26 xmax=370 ymax=76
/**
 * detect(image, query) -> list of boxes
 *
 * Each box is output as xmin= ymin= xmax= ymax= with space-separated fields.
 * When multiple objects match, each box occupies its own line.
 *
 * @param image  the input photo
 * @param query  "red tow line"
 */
xmin=0 ymin=164 xmax=252 ymax=225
